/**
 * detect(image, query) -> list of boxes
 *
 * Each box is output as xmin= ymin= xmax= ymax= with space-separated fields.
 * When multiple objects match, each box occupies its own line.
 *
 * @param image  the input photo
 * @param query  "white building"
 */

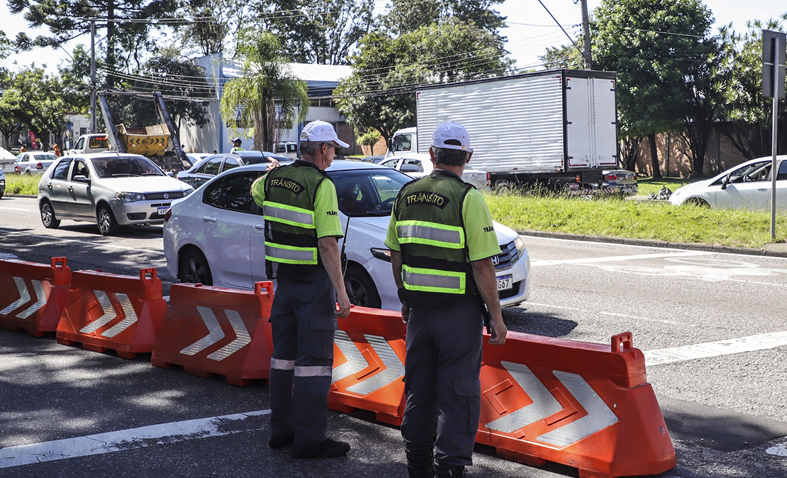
xmin=179 ymin=54 xmax=357 ymax=155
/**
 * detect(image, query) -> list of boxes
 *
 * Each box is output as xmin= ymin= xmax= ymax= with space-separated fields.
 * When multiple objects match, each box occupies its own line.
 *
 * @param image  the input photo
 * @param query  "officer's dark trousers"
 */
xmin=268 ymin=269 xmax=337 ymax=448
xmin=401 ymin=296 xmax=483 ymax=467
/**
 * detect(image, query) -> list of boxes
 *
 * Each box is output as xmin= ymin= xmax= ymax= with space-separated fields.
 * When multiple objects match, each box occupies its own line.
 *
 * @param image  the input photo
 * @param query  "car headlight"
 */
xmin=183 ymin=188 xmax=194 ymax=197
xmin=116 ymin=192 xmax=145 ymax=202
xmin=514 ymin=236 xmax=526 ymax=259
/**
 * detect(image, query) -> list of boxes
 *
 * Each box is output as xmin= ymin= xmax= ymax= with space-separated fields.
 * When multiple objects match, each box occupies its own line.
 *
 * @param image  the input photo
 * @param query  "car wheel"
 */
xmin=179 ymin=248 xmax=213 ymax=285
xmin=685 ymin=197 xmax=710 ymax=208
xmin=40 ymin=200 xmax=60 ymax=228
xmin=97 ymin=204 xmax=120 ymax=235
xmin=344 ymin=264 xmax=382 ymax=308
xmin=25 ymin=170 xmax=31 ymax=176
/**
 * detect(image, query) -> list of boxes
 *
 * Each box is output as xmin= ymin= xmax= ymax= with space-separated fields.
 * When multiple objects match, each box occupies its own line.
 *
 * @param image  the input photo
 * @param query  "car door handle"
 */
xmin=254 ymin=224 xmax=265 ymax=230
xmin=202 ymin=216 xmax=217 ymax=222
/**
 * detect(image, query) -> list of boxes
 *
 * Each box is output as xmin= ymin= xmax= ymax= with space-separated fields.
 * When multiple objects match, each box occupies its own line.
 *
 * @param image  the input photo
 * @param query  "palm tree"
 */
xmin=220 ymin=29 xmax=309 ymax=152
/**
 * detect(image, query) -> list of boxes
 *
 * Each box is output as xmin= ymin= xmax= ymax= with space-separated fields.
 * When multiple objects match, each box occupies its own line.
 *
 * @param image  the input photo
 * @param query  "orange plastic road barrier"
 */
xmin=478 ymin=331 xmax=674 ymax=478
xmin=328 ymin=306 xmax=407 ymax=426
xmin=56 ymin=268 xmax=167 ymax=359
xmin=327 ymin=307 xmax=675 ymax=478
xmin=0 ymin=257 xmax=71 ymax=337
xmin=151 ymin=282 xmax=274 ymax=386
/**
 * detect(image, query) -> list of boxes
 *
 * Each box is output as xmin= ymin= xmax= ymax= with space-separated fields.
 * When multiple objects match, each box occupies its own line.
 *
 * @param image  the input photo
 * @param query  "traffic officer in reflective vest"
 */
xmin=251 ymin=120 xmax=352 ymax=459
xmin=385 ymin=121 xmax=508 ymax=478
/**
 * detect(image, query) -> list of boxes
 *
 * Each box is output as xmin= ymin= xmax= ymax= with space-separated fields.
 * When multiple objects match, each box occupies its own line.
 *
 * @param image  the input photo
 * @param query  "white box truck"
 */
xmin=409 ymin=70 xmax=619 ymax=189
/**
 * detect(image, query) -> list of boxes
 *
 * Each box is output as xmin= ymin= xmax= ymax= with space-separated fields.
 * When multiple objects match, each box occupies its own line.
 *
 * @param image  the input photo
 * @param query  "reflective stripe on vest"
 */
xmin=402 ymin=264 xmax=466 ymax=294
xmin=265 ymin=242 xmax=318 ymax=265
xmin=396 ymin=220 xmax=465 ymax=249
xmin=263 ymin=201 xmax=315 ymax=229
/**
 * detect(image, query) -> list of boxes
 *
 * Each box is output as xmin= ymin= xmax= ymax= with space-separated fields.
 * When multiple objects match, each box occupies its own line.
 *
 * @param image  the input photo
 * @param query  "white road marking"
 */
xmin=0 ymin=410 xmax=270 ymax=468
xmin=644 ymin=332 xmax=787 ymax=366
xmin=0 ymin=228 xmax=163 ymax=255
xmin=0 ymin=207 xmax=32 ymax=211
xmin=766 ymin=444 xmax=787 ymax=457
xmin=530 ymin=250 xmax=712 ymax=267
xmin=525 ymin=301 xmax=742 ymax=331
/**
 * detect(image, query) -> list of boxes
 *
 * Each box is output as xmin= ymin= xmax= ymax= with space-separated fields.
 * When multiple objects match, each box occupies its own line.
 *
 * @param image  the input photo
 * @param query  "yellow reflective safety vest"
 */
xmin=262 ymin=161 xmax=327 ymax=272
xmin=394 ymin=171 xmax=477 ymax=306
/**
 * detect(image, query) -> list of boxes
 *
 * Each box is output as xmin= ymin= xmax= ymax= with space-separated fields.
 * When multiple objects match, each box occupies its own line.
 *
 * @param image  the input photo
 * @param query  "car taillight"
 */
xmin=486 ymin=172 xmax=491 ymax=187
xmin=36 ymin=162 xmax=43 ymax=169
xmin=163 ymin=208 xmax=172 ymax=224
xmin=633 ymin=175 xmax=637 ymax=180
xmin=14 ymin=166 xmax=20 ymax=173
xmin=606 ymin=174 xmax=618 ymax=180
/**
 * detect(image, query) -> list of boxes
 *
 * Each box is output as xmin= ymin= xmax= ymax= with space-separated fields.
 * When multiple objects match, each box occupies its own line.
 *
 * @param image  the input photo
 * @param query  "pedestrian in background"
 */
xmin=251 ymin=120 xmax=353 ymax=459
xmin=386 ymin=121 xmax=508 ymax=478
xmin=230 ymin=137 xmax=245 ymax=152
xmin=53 ymin=144 xmax=61 ymax=157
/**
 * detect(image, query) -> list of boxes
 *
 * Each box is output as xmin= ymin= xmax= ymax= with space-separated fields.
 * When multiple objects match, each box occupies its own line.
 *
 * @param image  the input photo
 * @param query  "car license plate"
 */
xmin=157 ymin=206 xmax=170 ymax=215
xmin=496 ymin=274 xmax=513 ymax=291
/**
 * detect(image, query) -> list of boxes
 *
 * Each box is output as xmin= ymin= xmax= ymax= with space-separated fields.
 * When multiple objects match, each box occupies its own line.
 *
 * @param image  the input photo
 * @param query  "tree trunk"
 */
xmin=648 ymin=132 xmax=661 ymax=179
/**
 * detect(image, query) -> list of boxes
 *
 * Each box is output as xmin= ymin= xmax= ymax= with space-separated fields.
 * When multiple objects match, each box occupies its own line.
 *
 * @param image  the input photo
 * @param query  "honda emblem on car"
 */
xmin=492 ymin=255 xmax=500 ymax=266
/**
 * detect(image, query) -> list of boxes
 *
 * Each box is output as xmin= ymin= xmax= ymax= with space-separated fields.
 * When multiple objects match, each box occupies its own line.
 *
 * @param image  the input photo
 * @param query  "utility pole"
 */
xmin=580 ymin=0 xmax=592 ymax=70
xmin=763 ymin=30 xmax=785 ymax=240
xmin=90 ymin=19 xmax=97 ymax=134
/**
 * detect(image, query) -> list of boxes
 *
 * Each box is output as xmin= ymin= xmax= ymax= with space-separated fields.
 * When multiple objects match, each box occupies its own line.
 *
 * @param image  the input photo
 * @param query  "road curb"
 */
xmin=2 ymin=194 xmax=37 ymax=198
xmin=516 ymin=229 xmax=787 ymax=259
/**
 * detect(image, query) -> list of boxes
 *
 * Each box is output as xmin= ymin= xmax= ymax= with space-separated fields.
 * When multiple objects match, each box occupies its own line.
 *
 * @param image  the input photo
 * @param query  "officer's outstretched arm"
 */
xmin=318 ymin=236 xmax=352 ymax=318
xmin=471 ymin=258 xmax=507 ymax=345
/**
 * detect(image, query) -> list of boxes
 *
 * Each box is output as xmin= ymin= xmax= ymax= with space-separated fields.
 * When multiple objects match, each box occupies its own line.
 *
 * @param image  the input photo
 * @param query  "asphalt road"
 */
xmin=1 ymin=196 xmax=786 ymax=477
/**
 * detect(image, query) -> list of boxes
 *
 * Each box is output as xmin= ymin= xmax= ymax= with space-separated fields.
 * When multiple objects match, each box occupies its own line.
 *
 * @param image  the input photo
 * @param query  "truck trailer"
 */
xmin=411 ymin=70 xmax=619 ymax=189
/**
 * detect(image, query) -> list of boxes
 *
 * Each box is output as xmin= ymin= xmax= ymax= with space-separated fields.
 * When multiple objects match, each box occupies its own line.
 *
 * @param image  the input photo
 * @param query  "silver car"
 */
xmin=38 ymin=153 xmax=194 ymax=235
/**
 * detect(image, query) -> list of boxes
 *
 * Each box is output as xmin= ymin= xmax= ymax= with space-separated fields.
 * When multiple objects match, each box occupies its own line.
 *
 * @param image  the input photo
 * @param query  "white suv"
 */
xmin=163 ymin=162 xmax=530 ymax=310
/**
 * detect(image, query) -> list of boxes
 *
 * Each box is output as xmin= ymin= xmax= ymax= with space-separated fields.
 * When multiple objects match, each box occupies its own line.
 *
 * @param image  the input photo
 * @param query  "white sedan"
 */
xmin=669 ymin=156 xmax=787 ymax=210
xmin=380 ymin=153 xmax=490 ymax=192
xmin=163 ymin=161 xmax=530 ymax=311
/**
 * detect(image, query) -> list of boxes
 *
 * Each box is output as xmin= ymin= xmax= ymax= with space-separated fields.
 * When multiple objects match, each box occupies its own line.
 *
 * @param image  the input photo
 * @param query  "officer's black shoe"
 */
xmin=406 ymin=448 xmax=434 ymax=478
xmin=268 ymin=435 xmax=295 ymax=449
xmin=292 ymin=438 xmax=351 ymax=459
xmin=434 ymin=465 xmax=466 ymax=477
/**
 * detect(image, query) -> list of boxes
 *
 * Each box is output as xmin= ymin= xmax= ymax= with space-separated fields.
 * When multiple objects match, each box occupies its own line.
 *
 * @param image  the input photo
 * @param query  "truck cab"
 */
xmin=66 ymin=134 xmax=111 ymax=156
xmin=389 ymin=127 xmax=418 ymax=156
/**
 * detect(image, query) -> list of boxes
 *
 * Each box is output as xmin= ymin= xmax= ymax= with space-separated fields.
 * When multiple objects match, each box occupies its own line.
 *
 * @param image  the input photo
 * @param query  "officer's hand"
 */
xmin=266 ymin=158 xmax=280 ymax=171
xmin=488 ymin=315 xmax=507 ymax=345
xmin=336 ymin=293 xmax=351 ymax=318
xmin=401 ymin=304 xmax=410 ymax=323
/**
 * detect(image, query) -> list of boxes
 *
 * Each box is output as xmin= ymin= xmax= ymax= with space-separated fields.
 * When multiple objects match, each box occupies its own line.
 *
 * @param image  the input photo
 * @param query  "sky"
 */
xmin=0 ymin=0 xmax=784 ymax=76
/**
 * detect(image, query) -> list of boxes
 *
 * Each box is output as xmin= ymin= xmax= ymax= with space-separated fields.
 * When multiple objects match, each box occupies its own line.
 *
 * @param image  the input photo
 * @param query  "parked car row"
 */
xmin=5 ymin=152 xmax=58 ymax=175
xmin=380 ymin=153 xmax=491 ymax=191
xmin=178 ymin=151 xmax=290 ymax=189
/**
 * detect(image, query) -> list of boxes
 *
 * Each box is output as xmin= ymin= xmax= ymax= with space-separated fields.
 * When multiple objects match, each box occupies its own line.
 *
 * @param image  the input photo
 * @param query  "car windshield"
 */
xmin=91 ymin=157 xmax=164 ymax=178
xmin=327 ymin=169 xmax=411 ymax=217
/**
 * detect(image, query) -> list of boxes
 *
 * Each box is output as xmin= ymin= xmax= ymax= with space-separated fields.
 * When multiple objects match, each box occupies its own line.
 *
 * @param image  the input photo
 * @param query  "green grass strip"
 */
xmin=484 ymin=192 xmax=786 ymax=249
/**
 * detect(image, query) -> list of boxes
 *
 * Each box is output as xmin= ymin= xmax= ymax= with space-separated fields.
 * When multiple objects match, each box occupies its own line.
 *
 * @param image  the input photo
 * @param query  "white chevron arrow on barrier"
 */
xmin=332 ymin=331 xmax=404 ymax=396
xmin=180 ymin=306 xmax=225 ymax=356
xmin=1 ymin=277 xmax=46 ymax=319
xmin=207 ymin=310 xmax=251 ymax=361
xmin=78 ymin=291 xmax=138 ymax=337
xmin=485 ymin=361 xmax=618 ymax=448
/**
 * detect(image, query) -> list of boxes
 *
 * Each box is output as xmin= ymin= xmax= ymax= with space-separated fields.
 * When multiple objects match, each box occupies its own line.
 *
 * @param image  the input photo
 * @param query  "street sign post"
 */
xmin=763 ymin=30 xmax=786 ymax=240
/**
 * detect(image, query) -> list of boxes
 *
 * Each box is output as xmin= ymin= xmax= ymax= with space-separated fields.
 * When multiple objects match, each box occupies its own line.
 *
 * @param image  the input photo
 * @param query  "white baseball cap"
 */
xmin=431 ymin=121 xmax=473 ymax=152
xmin=300 ymin=120 xmax=349 ymax=149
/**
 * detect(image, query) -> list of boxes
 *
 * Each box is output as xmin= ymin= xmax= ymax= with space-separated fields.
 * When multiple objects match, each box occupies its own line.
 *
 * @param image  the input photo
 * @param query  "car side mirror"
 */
xmin=167 ymin=171 xmax=174 ymax=177
xmin=721 ymin=174 xmax=730 ymax=190
xmin=73 ymin=175 xmax=90 ymax=183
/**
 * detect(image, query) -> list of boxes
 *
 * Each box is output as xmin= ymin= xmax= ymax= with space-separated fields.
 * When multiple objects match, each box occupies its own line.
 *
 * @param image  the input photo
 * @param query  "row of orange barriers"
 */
xmin=0 ymin=257 xmax=676 ymax=478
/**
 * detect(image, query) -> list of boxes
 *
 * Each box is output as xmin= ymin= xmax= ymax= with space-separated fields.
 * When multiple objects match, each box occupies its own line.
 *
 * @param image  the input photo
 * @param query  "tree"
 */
xmin=383 ymin=0 xmax=506 ymax=36
xmin=592 ymin=0 xmax=714 ymax=179
xmin=335 ymin=20 xmax=513 ymax=144
xmin=357 ymin=129 xmax=381 ymax=155
xmin=175 ymin=0 xmax=242 ymax=56
xmin=250 ymin=0 xmax=375 ymax=65
xmin=1 ymin=67 xmax=69 ymax=149
xmin=8 ymin=0 xmax=179 ymax=85
xmin=539 ymin=40 xmax=584 ymax=70
xmin=220 ymin=29 xmax=309 ymax=152
xmin=716 ymin=16 xmax=787 ymax=159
